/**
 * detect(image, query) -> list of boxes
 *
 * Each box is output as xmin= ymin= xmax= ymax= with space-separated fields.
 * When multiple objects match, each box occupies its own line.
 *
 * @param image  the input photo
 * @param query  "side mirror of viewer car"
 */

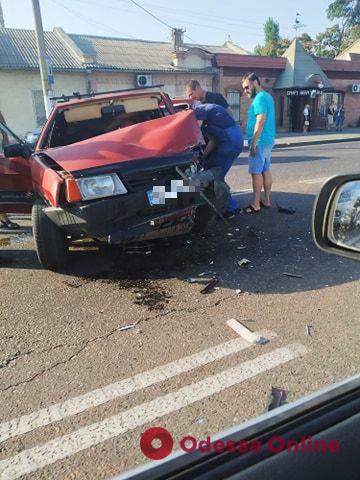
xmin=313 ymin=173 xmax=360 ymax=260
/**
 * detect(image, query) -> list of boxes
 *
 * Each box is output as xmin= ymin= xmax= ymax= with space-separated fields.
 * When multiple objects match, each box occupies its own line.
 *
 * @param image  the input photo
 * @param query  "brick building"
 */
xmin=216 ymin=39 xmax=360 ymax=131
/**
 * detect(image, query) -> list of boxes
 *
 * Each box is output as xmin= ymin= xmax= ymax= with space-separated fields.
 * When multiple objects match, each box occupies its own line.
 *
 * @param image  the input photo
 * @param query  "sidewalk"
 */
xmin=243 ymin=128 xmax=360 ymax=149
xmin=275 ymin=128 xmax=360 ymax=148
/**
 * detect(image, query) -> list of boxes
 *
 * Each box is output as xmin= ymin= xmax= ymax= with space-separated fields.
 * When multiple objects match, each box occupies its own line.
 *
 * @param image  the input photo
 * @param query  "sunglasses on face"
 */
xmin=243 ymin=85 xmax=251 ymax=91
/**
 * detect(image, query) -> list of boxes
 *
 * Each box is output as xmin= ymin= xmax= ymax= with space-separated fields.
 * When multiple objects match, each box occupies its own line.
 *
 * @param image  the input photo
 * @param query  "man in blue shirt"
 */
xmin=185 ymin=80 xmax=233 ymax=117
xmin=242 ymin=73 xmax=275 ymax=214
xmin=194 ymin=103 xmax=243 ymax=214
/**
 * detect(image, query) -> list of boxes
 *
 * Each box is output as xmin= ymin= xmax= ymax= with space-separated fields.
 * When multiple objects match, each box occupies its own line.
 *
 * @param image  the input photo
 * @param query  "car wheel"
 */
xmin=32 ymin=200 xmax=69 ymax=270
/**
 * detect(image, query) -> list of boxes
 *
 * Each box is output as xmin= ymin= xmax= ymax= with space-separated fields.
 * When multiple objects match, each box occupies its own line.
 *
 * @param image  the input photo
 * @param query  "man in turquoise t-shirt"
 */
xmin=242 ymin=73 xmax=275 ymax=214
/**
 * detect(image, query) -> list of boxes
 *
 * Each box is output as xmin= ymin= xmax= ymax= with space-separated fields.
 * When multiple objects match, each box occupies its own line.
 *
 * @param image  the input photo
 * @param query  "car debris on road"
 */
xmin=268 ymin=387 xmax=287 ymax=410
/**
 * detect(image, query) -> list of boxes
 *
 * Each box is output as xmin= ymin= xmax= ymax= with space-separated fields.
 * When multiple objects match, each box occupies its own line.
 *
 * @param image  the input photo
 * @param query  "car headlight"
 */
xmin=76 ymin=173 xmax=127 ymax=200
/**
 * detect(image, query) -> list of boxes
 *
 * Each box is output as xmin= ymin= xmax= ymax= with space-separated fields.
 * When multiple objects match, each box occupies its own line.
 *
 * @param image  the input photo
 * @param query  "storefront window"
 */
xmin=318 ymin=93 xmax=343 ymax=117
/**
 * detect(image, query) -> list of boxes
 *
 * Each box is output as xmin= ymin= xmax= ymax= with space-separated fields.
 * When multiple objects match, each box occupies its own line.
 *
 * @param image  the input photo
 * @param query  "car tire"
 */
xmin=32 ymin=200 xmax=69 ymax=270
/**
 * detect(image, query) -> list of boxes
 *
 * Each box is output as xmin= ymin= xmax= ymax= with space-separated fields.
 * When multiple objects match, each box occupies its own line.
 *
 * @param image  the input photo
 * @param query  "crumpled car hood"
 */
xmin=44 ymin=110 xmax=204 ymax=173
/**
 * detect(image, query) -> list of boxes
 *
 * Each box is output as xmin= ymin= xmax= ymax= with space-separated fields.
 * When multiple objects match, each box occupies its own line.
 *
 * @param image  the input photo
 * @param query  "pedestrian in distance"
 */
xmin=185 ymin=79 xmax=234 ymax=117
xmin=327 ymin=103 xmax=336 ymax=131
xmin=335 ymin=105 xmax=345 ymax=132
xmin=303 ymin=104 xmax=311 ymax=133
xmin=241 ymin=72 xmax=275 ymax=214
xmin=193 ymin=102 xmax=243 ymax=217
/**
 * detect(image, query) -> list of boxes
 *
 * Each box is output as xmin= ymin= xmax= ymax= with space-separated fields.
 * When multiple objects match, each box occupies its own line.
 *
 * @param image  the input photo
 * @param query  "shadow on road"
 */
xmin=1 ymin=192 xmax=359 ymax=295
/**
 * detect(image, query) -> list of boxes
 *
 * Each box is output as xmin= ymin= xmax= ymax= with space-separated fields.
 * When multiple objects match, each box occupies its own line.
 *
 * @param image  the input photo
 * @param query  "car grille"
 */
xmin=122 ymin=165 xmax=186 ymax=193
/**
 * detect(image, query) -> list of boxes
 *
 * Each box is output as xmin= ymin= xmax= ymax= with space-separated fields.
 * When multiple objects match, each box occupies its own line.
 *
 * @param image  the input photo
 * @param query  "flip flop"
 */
xmin=242 ymin=205 xmax=260 ymax=215
xmin=0 ymin=219 xmax=20 ymax=230
xmin=260 ymin=201 xmax=271 ymax=209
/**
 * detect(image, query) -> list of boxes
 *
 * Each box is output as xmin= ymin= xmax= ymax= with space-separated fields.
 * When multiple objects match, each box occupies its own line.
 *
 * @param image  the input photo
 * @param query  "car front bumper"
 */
xmin=43 ymin=188 xmax=206 ymax=243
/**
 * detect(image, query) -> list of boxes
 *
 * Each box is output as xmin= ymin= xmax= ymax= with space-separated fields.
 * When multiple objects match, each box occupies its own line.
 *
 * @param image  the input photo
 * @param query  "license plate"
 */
xmin=147 ymin=190 xmax=155 ymax=206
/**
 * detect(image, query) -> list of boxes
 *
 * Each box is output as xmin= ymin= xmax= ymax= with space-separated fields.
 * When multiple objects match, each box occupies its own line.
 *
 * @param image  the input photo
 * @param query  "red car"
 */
xmin=1 ymin=86 xmax=218 ymax=270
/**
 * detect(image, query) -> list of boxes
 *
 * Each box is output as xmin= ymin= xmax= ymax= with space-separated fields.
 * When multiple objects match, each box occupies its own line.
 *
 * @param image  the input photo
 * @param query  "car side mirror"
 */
xmin=313 ymin=174 xmax=360 ymax=260
xmin=4 ymin=143 xmax=32 ymax=159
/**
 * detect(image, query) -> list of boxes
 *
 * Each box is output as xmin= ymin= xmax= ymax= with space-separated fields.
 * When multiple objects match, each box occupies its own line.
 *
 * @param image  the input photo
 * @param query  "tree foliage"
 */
xmin=254 ymin=17 xmax=314 ymax=56
xmin=314 ymin=0 xmax=360 ymax=57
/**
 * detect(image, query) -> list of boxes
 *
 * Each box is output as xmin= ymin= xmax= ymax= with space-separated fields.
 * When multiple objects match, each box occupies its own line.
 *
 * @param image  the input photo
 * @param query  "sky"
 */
xmin=2 ymin=0 xmax=334 ymax=52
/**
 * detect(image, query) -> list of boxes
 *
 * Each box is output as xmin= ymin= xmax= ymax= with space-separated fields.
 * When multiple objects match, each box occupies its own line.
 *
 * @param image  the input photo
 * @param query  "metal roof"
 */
xmin=0 ymin=27 xmax=244 ymax=73
xmin=215 ymin=53 xmax=286 ymax=69
xmin=0 ymin=28 xmax=83 ymax=70
xmin=274 ymin=39 xmax=333 ymax=90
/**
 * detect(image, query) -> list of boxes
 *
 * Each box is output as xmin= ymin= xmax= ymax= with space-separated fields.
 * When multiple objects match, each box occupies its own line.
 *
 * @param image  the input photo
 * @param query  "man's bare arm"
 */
xmin=202 ymin=134 xmax=216 ymax=159
xmin=250 ymin=113 xmax=266 ymax=157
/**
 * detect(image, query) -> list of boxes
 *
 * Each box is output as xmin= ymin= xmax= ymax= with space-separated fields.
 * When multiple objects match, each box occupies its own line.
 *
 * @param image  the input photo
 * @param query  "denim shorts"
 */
xmin=248 ymin=144 xmax=273 ymax=174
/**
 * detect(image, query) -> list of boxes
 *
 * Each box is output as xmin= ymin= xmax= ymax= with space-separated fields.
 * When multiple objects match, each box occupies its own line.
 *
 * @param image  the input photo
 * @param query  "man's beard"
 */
xmin=251 ymin=88 xmax=257 ymax=99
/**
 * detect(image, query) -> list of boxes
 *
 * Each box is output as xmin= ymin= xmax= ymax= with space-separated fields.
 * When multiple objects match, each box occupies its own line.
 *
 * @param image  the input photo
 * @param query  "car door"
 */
xmin=0 ymin=121 xmax=34 ymax=214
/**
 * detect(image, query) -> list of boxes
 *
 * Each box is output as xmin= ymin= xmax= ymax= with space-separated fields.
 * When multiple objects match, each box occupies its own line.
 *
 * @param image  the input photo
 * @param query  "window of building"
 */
xmin=227 ymin=91 xmax=241 ymax=122
xmin=32 ymin=90 xmax=46 ymax=127
xmin=318 ymin=92 xmax=343 ymax=117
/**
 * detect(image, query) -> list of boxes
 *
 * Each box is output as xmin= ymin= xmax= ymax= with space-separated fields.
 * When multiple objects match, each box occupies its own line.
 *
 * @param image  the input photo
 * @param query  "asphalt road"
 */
xmin=0 ymin=142 xmax=359 ymax=480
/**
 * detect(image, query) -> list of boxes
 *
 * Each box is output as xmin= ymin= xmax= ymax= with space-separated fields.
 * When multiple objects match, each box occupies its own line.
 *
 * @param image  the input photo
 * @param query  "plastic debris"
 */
xmin=306 ymin=325 xmax=313 ymax=336
xmin=200 ymin=278 xmax=218 ymax=294
xmin=199 ymin=271 xmax=213 ymax=277
xmin=227 ymin=319 xmax=268 ymax=345
xmin=238 ymin=258 xmax=251 ymax=267
xmin=237 ymin=246 xmax=246 ymax=250
xmin=268 ymin=387 xmax=287 ymax=411
xmin=276 ymin=202 xmax=296 ymax=214
xmin=118 ymin=323 xmax=137 ymax=331
xmin=283 ymin=272 xmax=303 ymax=278
xmin=235 ymin=289 xmax=242 ymax=294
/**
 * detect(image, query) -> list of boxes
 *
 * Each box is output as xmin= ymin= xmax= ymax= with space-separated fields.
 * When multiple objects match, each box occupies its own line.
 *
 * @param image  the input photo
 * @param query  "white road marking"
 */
xmin=299 ymin=177 xmax=329 ymax=185
xmin=0 ymin=331 xmax=276 ymax=443
xmin=0 ymin=343 xmax=307 ymax=480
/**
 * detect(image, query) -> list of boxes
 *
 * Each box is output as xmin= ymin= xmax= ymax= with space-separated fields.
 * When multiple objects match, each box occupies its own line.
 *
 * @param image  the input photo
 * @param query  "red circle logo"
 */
xmin=140 ymin=427 xmax=174 ymax=460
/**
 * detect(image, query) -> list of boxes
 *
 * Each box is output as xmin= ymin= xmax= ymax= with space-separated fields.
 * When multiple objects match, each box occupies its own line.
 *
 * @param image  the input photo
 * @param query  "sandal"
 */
xmin=242 ymin=205 xmax=260 ymax=215
xmin=260 ymin=201 xmax=271 ymax=209
xmin=0 ymin=219 xmax=20 ymax=230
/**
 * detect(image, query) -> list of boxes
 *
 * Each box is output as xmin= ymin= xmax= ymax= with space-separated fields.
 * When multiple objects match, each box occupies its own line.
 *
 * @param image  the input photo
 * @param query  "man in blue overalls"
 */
xmin=193 ymin=102 xmax=243 ymax=216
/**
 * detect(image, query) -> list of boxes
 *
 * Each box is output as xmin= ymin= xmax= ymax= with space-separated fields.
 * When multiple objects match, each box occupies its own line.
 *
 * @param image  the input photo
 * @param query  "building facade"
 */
xmin=0 ymin=26 xmax=248 ymax=136
xmin=216 ymin=39 xmax=360 ymax=131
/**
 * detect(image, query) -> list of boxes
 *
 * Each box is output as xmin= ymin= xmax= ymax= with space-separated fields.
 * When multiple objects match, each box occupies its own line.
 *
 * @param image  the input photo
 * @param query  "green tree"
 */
xmin=314 ymin=25 xmax=343 ymax=57
xmin=298 ymin=33 xmax=315 ymax=54
xmin=314 ymin=0 xmax=360 ymax=57
xmin=254 ymin=17 xmax=280 ymax=56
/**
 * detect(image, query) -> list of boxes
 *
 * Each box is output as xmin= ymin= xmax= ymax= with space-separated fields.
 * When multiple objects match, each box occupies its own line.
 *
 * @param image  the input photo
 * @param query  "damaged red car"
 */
xmin=1 ymin=86 xmax=221 ymax=270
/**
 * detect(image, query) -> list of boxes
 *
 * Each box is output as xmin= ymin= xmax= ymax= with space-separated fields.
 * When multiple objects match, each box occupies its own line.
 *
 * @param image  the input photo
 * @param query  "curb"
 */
xmin=274 ymin=136 xmax=360 ymax=149
xmin=242 ymin=136 xmax=360 ymax=152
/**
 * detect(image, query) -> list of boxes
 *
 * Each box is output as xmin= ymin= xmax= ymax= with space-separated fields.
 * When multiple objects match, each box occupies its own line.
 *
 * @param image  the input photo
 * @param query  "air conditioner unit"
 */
xmin=351 ymin=83 xmax=360 ymax=93
xmin=136 ymin=74 xmax=152 ymax=87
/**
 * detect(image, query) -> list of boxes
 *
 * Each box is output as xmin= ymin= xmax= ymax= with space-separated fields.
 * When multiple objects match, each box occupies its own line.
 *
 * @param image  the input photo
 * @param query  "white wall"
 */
xmin=0 ymin=70 xmax=87 ymax=137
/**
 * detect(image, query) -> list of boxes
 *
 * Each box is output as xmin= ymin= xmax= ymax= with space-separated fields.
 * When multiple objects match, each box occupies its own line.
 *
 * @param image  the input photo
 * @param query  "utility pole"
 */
xmin=0 ymin=1 xmax=5 ymax=29
xmin=31 ymin=0 xmax=52 ymax=117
